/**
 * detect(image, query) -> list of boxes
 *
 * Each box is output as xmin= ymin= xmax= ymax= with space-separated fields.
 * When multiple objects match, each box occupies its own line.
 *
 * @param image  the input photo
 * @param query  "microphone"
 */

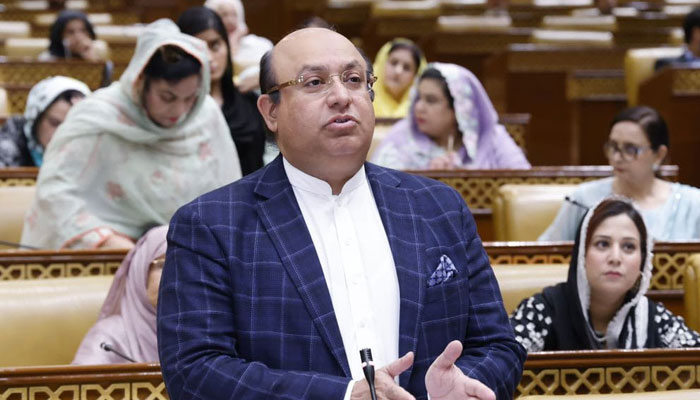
xmin=0 ymin=240 xmax=41 ymax=250
xmin=359 ymin=348 xmax=377 ymax=400
xmin=100 ymin=342 xmax=135 ymax=363
xmin=564 ymin=196 xmax=589 ymax=211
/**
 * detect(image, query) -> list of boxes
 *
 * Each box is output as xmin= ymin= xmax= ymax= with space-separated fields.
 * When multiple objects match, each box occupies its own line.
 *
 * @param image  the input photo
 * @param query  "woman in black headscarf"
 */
xmin=177 ymin=6 xmax=266 ymax=175
xmin=510 ymin=197 xmax=700 ymax=351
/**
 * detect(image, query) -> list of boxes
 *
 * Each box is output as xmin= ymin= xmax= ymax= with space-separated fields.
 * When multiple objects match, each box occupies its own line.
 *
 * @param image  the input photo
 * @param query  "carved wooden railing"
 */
xmin=3 ymin=349 xmax=700 ymax=399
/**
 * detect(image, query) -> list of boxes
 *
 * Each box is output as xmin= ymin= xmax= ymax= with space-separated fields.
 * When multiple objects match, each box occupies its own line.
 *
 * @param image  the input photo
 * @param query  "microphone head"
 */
xmin=100 ymin=342 xmax=109 ymax=350
xmin=359 ymin=348 xmax=373 ymax=362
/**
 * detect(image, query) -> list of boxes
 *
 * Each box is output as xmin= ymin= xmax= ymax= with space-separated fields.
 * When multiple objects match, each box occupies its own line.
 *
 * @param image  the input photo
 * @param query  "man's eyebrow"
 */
xmin=296 ymin=60 xmax=364 ymax=76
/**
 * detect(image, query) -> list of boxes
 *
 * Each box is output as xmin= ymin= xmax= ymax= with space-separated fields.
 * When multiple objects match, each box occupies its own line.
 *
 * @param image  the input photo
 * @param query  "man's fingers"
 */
xmin=433 ymin=340 xmax=463 ymax=370
xmin=384 ymin=351 xmax=414 ymax=378
xmin=462 ymin=376 xmax=496 ymax=400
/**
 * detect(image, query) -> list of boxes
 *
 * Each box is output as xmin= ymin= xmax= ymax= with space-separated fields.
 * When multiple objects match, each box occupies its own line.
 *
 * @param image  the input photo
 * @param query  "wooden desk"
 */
xmin=0 ymin=249 xmax=127 ymax=279
xmin=484 ymin=45 xmax=627 ymax=165
xmin=0 ymin=58 xmax=106 ymax=90
xmin=0 ymin=167 xmax=37 ymax=186
xmin=639 ymin=66 xmax=700 ymax=188
xmin=2 ymin=349 xmax=700 ymax=398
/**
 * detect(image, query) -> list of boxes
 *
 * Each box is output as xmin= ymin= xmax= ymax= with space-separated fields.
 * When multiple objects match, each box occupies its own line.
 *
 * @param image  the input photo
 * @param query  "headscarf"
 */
xmin=371 ymin=62 xmax=530 ymax=169
xmin=21 ymin=19 xmax=241 ymax=249
xmin=48 ymin=10 xmax=96 ymax=58
xmin=72 ymin=226 xmax=167 ymax=364
xmin=541 ymin=197 xmax=655 ymax=349
xmin=372 ymin=38 xmax=427 ymax=119
xmin=22 ymin=76 xmax=91 ymax=166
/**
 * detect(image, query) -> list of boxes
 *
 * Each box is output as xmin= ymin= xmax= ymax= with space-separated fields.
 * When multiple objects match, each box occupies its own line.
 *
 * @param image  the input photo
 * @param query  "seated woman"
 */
xmin=539 ymin=106 xmax=700 ymax=241
xmin=371 ymin=63 xmax=531 ymax=170
xmin=39 ymin=10 xmax=113 ymax=85
xmin=204 ymin=0 xmax=273 ymax=93
xmin=21 ymin=19 xmax=241 ymax=250
xmin=511 ymin=198 xmax=700 ymax=351
xmin=72 ymin=226 xmax=167 ymax=364
xmin=0 ymin=76 xmax=90 ymax=167
xmin=40 ymin=10 xmax=102 ymax=62
xmin=372 ymin=38 xmax=426 ymax=119
xmin=177 ymin=7 xmax=266 ymax=176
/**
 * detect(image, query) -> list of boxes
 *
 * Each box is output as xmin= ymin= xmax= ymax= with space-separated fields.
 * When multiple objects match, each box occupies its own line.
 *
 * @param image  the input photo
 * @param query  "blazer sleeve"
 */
xmin=453 ymin=199 xmax=527 ymax=399
xmin=157 ymin=203 xmax=351 ymax=400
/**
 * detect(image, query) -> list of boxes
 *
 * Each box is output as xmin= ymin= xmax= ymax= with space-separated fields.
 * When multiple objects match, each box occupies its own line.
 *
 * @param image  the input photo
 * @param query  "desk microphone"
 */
xmin=564 ymin=196 xmax=589 ymax=211
xmin=100 ymin=342 xmax=135 ymax=363
xmin=359 ymin=348 xmax=377 ymax=400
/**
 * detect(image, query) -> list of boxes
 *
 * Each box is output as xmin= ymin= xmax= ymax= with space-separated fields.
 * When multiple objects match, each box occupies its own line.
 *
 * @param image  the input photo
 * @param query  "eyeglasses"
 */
xmin=603 ymin=140 xmax=651 ymax=161
xmin=266 ymin=69 xmax=377 ymax=96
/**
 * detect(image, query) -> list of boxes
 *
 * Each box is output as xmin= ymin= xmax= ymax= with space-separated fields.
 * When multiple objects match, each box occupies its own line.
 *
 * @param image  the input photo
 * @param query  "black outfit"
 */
xmin=222 ymin=90 xmax=266 ymax=176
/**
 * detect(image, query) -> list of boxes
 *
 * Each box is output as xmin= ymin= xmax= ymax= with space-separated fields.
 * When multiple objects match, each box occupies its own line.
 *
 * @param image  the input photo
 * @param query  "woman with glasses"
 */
xmin=371 ymin=62 xmax=530 ymax=169
xmin=539 ymin=106 xmax=700 ymax=241
xmin=177 ymin=7 xmax=266 ymax=175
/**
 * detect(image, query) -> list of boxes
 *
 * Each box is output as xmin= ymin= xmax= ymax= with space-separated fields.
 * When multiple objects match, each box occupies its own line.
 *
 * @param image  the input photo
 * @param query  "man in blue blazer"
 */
xmin=158 ymin=27 xmax=525 ymax=400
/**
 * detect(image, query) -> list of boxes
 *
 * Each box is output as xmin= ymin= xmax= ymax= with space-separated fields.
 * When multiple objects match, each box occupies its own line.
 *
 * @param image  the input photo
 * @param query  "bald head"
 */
xmin=259 ymin=28 xmax=371 ymax=102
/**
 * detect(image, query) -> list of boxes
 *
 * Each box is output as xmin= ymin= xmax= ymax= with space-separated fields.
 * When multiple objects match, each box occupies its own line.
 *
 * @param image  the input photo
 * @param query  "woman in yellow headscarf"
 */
xmin=372 ymin=38 xmax=427 ymax=119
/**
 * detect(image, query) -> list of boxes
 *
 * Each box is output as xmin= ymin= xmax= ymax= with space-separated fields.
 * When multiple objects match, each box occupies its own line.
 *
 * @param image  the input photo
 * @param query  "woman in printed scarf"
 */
xmin=371 ymin=62 xmax=530 ymax=170
xmin=21 ymin=19 xmax=241 ymax=250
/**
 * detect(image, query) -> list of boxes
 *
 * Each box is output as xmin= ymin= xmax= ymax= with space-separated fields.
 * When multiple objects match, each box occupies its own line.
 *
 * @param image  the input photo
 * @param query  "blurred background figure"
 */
xmin=40 ymin=10 xmax=102 ymax=62
xmin=21 ymin=19 xmax=240 ymax=250
xmin=72 ymin=226 xmax=167 ymax=365
xmin=655 ymin=7 xmax=700 ymax=70
xmin=372 ymin=38 xmax=426 ymax=119
xmin=539 ymin=106 xmax=700 ymax=241
xmin=485 ymin=0 xmax=509 ymax=17
xmin=371 ymin=63 xmax=530 ymax=170
xmin=204 ymin=0 xmax=273 ymax=93
xmin=0 ymin=76 xmax=90 ymax=167
xmin=178 ymin=6 xmax=266 ymax=175
xmin=512 ymin=198 xmax=700 ymax=352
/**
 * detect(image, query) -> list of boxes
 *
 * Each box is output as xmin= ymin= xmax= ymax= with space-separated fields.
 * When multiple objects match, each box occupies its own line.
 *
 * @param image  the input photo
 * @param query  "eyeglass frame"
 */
xmin=265 ymin=69 xmax=378 ymax=96
xmin=603 ymin=140 xmax=653 ymax=161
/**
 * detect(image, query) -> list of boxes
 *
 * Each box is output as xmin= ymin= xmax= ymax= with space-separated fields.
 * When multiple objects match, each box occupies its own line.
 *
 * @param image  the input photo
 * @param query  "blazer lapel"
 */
xmin=366 ymin=164 xmax=426 ymax=387
xmin=254 ymin=157 xmax=351 ymax=377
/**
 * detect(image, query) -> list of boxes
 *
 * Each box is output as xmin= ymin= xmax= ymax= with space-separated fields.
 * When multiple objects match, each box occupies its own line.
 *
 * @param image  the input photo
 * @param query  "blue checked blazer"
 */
xmin=158 ymin=156 xmax=526 ymax=400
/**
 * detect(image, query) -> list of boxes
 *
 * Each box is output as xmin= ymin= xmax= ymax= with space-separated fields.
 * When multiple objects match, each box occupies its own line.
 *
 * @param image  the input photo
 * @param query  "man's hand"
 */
xmin=425 ymin=340 xmax=496 ymax=400
xmin=350 ymin=352 xmax=416 ymax=400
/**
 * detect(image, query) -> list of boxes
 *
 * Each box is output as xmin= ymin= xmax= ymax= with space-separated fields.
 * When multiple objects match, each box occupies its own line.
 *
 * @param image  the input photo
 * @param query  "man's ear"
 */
xmin=257 ymin=94 xmax=278 ymax=133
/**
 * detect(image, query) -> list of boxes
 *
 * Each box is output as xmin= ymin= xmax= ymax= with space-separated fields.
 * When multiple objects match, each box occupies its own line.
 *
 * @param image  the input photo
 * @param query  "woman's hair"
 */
xmin=610 ymin=106 xmax=669 ymax=151
xmin=419 ymin=67 xmax=455 ymax=110
xmin=176 ymin=7 xmax=236 ymax=107
xmin=48 ymin=10 xmax=96 ymax=58
xmin=143 ymin=45 xmax=202 ymax=88
xmin=584 ymin=198 xmax=648 ymax=270
xmin=31 ymin=89 xmax=86 ymax=139
xmin=388 ymin=40 xmax=423 ymax=74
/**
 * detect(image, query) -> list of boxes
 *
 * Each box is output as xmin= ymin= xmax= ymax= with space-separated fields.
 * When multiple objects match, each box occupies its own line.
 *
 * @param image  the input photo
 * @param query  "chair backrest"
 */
xmin=0 ymin=87 xmax=8 ymax=118
xmin=683 ymin=253 xmax=700 ymax=332
xmin=0 ymin=185 xmax=36 ymax=248
xmin=624 ymin=47 xmax=684 ymax=105
xmin=0 ymin=275 xmax=113 ymax=367
xmin=4 ymin=37 xmax=110 ymax=59
xmin=492 ymin=183 xmax=577 ymax=241
xmin=0 ymin=21 xmax=31 ymax=39
xmin=530 ymin=29 xmax=613 ymax=46
xmin=492 ymin=263 xmax=568 ymax=314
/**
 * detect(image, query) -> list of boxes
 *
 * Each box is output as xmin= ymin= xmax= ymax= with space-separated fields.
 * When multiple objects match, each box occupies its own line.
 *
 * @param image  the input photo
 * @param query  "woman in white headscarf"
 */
xmin=204 ymin=0 xmax=273 ymax=92
xmin=21 ymin=19 xmax=241 ymax=250
xmin=0 ymin=76 xmax=90 ymax=167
